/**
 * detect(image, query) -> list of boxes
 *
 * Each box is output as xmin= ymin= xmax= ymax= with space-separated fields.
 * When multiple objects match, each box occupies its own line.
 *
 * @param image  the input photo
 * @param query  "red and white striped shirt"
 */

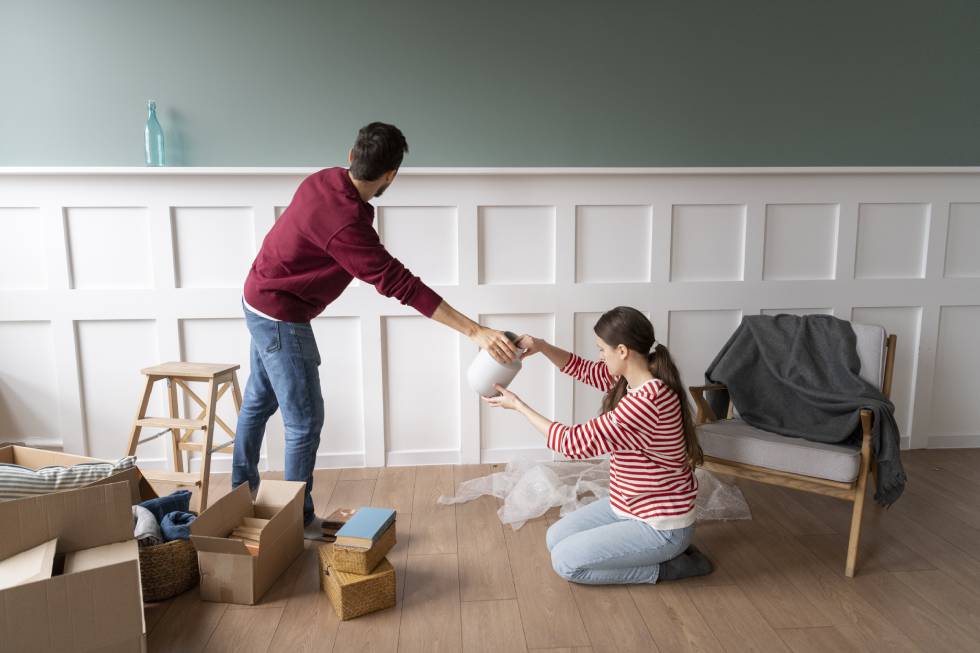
xmin=547 ymin=354 xmax=698 ymax=530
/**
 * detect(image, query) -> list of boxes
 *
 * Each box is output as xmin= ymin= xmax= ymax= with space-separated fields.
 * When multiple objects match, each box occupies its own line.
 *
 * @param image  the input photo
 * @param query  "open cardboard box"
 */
xmin=0 ymin=481 xmax=145 ymax=653
xmin=0 ymin=444 xmax=152 ymax=506
xmin=190 ymin=480 xmax=304 ymax=605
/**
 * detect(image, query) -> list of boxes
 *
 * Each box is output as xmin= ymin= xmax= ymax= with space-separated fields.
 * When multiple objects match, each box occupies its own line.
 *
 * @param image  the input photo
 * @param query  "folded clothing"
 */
xmin=132 ymin=504 xmax=163 ymax=548
xmin=160 ymin=510 xmax=196 ymax=542
xmin=139 ymin=489 xmax=192 ymax=523
xmin=0 ymin=456 xmax=136 ymax=502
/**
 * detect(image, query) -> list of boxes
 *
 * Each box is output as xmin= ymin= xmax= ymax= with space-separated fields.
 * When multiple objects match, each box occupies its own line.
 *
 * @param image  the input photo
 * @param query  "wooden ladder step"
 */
xmin=137 ymin=417 xmax=207 ymax=430
xmin=141 ymin=470 xmax=203 ymax=486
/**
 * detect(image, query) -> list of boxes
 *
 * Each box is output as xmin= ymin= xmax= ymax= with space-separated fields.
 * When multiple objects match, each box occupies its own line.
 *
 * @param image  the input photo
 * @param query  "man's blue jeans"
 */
xmin=232 ymin=304 xmax=323 ymax=525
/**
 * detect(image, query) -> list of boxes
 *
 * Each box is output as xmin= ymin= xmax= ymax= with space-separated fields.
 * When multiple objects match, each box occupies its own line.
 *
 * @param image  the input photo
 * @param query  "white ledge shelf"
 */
xmin=0 ymin=166 xmax=978 ymax=176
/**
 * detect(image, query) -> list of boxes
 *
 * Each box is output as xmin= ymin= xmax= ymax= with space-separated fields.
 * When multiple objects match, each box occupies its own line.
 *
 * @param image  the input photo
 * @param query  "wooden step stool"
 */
xmin=125 ymin=362 xmax=242 ymax=511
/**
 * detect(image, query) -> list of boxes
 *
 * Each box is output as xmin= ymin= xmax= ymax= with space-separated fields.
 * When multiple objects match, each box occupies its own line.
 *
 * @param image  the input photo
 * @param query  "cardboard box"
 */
xmin=190 ymin=480 xmax=304 ymax=605
xmin=0 ymin=481 xmax=146 ymax=653
xmin=318 ymin=544 xmax=396 ymax=621
xmin=0 ymin=445 xmax=151 ymax=506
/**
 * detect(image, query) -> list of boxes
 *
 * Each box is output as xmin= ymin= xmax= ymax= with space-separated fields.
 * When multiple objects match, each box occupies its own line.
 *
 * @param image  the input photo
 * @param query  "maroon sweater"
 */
xmin=243 ymin=167 xmax=443 ymax=322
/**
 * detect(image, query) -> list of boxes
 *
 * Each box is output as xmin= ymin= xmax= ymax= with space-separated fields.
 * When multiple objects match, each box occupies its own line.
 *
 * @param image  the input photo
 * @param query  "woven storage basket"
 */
xmin=138 ymin=538 xmax=199 ymax=602
xmin=331 ymin=521 xmax=396 ymax=575
xmin=319 ymin=544 xmax=396 ymax=620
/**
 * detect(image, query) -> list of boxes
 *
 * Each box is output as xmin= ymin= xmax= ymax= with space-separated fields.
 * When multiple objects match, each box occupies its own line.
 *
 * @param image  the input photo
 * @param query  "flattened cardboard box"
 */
xmin=0 ymin=481 xmax=145 ymax=653
xmin=190 ymin=480 xmax=305 ymax=605
xmin=0 ymin=445 xmax=151 ymax=506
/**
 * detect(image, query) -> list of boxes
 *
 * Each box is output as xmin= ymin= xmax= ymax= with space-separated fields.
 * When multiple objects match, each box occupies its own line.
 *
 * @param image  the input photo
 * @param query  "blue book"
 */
xmin=334 ymin=507 xmax=396 ymax=549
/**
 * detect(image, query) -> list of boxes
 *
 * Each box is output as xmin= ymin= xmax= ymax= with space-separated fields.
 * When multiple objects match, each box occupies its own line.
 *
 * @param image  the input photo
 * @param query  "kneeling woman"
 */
xmin=484 ymin=306 xmax=713 ymax=585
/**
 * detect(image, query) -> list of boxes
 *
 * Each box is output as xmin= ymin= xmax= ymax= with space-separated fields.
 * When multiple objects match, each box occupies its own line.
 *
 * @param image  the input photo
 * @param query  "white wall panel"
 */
xmin=0 ymin=321 xmax=58 ymax=444
xmin=379 ymin=206 xmax=458 ymax=285
xmin=311 ymin=317 xmax=365 ymax=460
xmin=1 ymin=167 xmax=979 ymax=459
xmin=173 ymin=207 xmax=255 ymax=288
xmin=576 ymin=205 xmax=652 ymax=283
xmin=851 ymin=306 xmax=922 ymax=441
xmin=76 ymin=320 xmax=160 ymax=460
xmin=944 ymin=203 xmax=980 ymax=278
xmin=763 ymin=203 xmax=838 ymax=280
xmin=383 ymin=316 xmax=458 ymax=459
xmin=930 ymin=306 xmax=980 ymax=445
xmin=478 ymin=313 xmax=554 ymax=458
xmin=479 ymin=205 xmax=555 ymax=285
xmin=179 ymin=318 xmax=263 ymax=470
xmin=671 ymin=204 xmax=746 ymax=281
xmin=0 ymin=208 xmax=45 ymax=290
xmin=667 ymin=309 xmax=743 ymax=390
xmin=855 ymin=203 xmax=929 ymax=279
xmin=761 ymin=308 xmax=834 ymax=316
xmin=66 ymin=207 xmax=152 ymax=289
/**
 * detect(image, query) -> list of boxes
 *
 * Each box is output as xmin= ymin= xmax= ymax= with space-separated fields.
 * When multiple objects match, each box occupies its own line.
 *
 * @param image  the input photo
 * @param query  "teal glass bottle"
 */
xmin=144 ymin=100 xmax=165 ymax=166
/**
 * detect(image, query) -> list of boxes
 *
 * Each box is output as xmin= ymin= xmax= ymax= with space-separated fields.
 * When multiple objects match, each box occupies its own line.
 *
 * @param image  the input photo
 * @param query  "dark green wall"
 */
xmin=2 ymin=0 xmax=977 ymax=166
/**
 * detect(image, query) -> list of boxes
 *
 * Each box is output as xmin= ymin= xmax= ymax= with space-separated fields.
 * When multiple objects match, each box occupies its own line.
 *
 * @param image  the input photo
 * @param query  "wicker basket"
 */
xmin=138 ymin=538 xmax=199 ymax=602
xmin=319 ymin=544 xmax=396 ymax=620
xmin=331 ymin=521 xmax=396 ymax=575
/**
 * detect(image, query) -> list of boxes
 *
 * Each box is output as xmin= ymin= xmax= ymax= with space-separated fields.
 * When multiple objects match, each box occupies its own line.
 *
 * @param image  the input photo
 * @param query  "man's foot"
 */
xmin=304 ymin=516 xmax=328 ymax=542
xmin=658 ymin=545 xmax=714 ymax=582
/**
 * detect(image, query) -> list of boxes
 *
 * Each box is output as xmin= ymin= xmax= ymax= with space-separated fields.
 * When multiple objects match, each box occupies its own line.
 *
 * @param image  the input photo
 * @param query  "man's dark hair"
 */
xmin=349 ymin=122 xmax=408 ymax=181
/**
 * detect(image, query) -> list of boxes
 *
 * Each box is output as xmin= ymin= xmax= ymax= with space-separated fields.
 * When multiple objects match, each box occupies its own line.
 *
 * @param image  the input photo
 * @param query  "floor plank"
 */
xmin=629 ymin=584 xmax=725 ymax=653
xmin=408 ymin=465 xmax=457 ymax=556
xmin=461 ymin=599 xmax=529 ymax=653
xmin=777 ymin=626 xmax=863 ymax=653
xmin=687 ymin=584 xmax=791 ymax=652
xmin=398 ymin=553 xmax=462 ymax=653
xmin=202 ymin=606 xmax=283 ymax=653
xmin=695 ymin=520 xmax=830 ymax=630
xmin=456 ymin=464 xmax=517 ymax=601
xmin=844 ymin=571 xmax=977 ymax=652
xmin=370 ymin=465 xmax=417 ymax=514
xmin=148 ymin=587 xmax=228 ymax=653
xmin=569 ymin=583 xmax=659 ymax=653
xmin=504 ymin=519 xmax=591 ymax=650
xmin=266 ymin=545 xmax=340 ymax=652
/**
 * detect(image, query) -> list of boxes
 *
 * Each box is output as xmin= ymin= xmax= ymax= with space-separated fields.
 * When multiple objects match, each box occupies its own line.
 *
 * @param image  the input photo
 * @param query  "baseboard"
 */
xmin=481 ymin=447 xmax=556 ymax=464
xmin=385 ymin=449 xmax=461 ymax=466
xmin=925 ymin=434 xmax=980 ymax=449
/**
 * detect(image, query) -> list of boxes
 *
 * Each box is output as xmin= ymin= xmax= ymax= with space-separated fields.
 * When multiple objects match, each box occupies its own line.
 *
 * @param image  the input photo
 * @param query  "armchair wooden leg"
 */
xmin=845 ymin=412 xmax=874 ymax=577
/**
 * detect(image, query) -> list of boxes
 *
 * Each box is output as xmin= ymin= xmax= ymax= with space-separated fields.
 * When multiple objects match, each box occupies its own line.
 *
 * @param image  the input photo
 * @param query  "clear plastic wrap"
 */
xmin=438 ymin=459 xmax=750 ymax=529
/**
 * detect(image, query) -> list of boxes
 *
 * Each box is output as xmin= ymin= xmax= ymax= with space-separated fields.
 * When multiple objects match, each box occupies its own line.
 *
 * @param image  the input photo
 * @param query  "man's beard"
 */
xmin=373 ymin=181 xmax=391 ymax=198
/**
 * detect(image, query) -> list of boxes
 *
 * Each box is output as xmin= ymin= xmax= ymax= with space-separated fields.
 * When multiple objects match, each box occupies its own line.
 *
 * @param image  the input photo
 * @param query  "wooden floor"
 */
xmin=144 ymin=449 xmax=980 ymax=653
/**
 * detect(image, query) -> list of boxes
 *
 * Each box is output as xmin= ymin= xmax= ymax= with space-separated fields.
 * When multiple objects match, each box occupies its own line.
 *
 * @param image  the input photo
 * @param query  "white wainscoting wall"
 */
xmin=1 ymin=167 xmax=979 ymax=472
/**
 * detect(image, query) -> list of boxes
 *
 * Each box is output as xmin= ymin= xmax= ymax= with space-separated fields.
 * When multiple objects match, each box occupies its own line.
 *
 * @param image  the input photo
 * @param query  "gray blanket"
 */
xmin=704 ymin=314 xmax=906 ymax=506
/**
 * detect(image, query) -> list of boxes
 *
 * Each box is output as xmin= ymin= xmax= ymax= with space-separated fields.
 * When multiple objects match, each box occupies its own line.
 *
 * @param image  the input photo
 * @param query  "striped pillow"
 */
xmin=0 ymin=456 xmax=137 ymax=501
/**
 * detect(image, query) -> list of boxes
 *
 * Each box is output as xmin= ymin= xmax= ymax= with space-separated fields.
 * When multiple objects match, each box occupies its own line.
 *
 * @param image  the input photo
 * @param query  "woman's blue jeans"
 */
xmin=545 ymin=497 xmax=694 ymax=584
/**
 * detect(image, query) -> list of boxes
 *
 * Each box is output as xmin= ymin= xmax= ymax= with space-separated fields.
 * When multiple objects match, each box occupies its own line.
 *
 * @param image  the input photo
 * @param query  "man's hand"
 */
xmin=472 ymin=327 xmax=520 ymax=364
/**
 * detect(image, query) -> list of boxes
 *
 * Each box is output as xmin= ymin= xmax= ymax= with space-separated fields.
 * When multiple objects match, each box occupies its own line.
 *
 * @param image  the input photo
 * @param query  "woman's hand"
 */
xmin=481 ymin=384 xmax=525 ymax=411
xmin=516 ymin=334 xmax=545 ymax=360
xmin=471 ymin=327 xmax=519 ymax=364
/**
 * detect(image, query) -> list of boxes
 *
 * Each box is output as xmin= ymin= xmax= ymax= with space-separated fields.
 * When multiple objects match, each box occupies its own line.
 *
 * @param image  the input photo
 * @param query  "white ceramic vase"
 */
xmin=467 ymin=331 xmax=525 ymax=397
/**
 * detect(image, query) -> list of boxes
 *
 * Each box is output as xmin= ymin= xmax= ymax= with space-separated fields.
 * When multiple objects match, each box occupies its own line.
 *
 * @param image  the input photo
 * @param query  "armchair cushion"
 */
xmin=698 ymin=418 xmax=861 ymax=483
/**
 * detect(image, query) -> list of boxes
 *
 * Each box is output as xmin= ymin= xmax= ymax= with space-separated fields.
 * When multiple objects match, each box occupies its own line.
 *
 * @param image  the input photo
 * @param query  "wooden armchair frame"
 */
xmin=689 ymin=333 xmax=897 ymax=577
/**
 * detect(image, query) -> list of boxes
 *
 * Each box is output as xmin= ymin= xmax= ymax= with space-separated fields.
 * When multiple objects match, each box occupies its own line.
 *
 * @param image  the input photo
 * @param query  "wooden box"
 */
xmin=318 ymin=544 xmax=396 ymax=621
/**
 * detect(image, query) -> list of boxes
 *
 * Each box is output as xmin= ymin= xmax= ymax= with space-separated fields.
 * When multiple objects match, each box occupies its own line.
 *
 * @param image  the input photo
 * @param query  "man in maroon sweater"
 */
xmin=235 ymin=123 xmax=517 ymax=539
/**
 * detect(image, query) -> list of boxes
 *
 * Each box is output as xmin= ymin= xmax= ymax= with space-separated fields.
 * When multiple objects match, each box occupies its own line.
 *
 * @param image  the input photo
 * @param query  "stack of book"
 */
xmin=322 ymin=507 xmax=359 ymax=542
xmin=319 ymin=506 xmax=397 ymax=620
